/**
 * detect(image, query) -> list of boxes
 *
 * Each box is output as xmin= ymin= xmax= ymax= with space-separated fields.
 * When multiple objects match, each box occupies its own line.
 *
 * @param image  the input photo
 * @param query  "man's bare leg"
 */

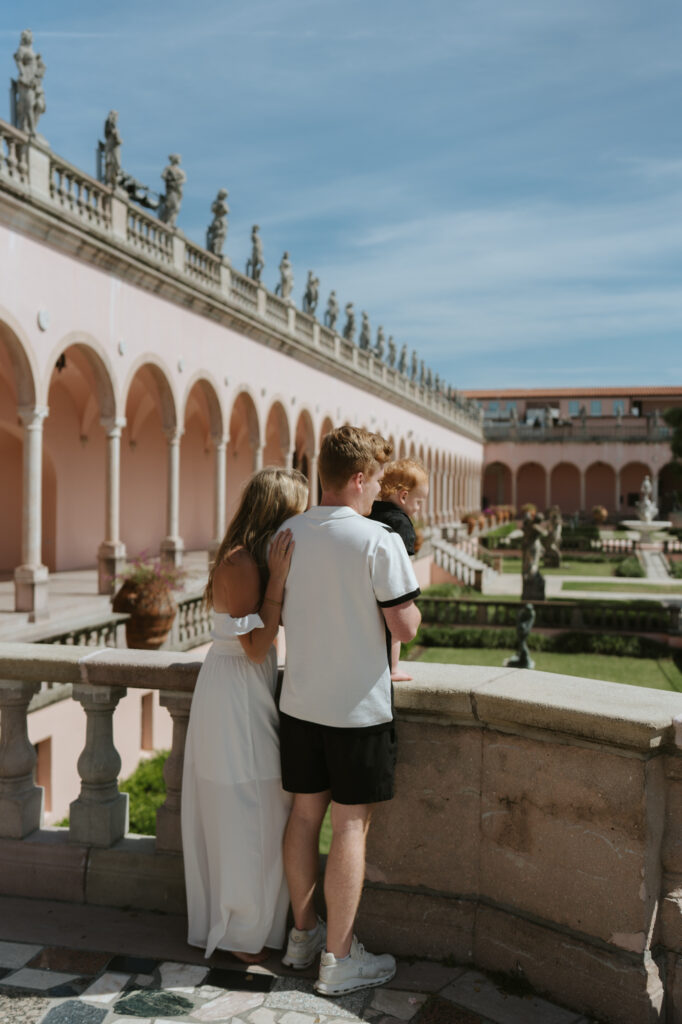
xmin=324 ymin=801 xmax=372 ymax=958
xmin=284 ymin=791 xmax=330 ymax=931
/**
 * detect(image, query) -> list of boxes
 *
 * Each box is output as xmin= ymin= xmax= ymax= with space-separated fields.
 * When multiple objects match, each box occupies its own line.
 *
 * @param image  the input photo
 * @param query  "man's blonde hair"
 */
xmin=379 ymin=458 xmax=429 ymax=499
xmin=319 ymin=425 xmax=393 ymax=492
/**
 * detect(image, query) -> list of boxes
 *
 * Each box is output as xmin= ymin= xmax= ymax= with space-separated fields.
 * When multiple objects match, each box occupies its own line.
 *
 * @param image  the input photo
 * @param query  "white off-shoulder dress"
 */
xmin=181 ymin=612 xmax=291 ymax=957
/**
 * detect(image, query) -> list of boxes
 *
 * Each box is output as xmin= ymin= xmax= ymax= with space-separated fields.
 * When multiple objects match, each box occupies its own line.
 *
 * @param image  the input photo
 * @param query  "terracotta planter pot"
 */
xmin=112 ymin=580 xmax=178 ymax=650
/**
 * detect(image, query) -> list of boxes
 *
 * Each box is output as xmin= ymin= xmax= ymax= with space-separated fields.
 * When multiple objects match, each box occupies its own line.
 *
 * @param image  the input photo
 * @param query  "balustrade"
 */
xmin=0 ymin=122 xmax=28 ymax=185
xmin=49 ymin=157 xmax=111 ymax=229
xmin=229 ymin=268 xmax=259 ymax=313
xmin=265 ymin=292 xmax=289 ymax=326
xmin=127 ymin=208 xmax=173 ymax=264
xmin=184 ymin=240 xmax=221 ymax=287
xmin=294 ymin=309 xmax=315 ymax=342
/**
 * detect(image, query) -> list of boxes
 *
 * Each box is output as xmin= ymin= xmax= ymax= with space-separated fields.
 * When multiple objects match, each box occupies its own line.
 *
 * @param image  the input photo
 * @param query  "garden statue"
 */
xmin=342 ymin=302 xmax=356 ymax=342
xmin=12 ymin=30 xmax=46 ymax=136
xmin=542 ymin=505 xmax=563 ymax=568
xmin=387 ymin=336 xmax=396 ymax=368
xmin=206 ymin=189 xmax=229 ymax=255
xmin=504 ymin=603 xmax=536 ymax=669
xmin=275 ymin=251 xmax=294 ymax=300
xmin=636 ymin=475 xmax=658 ymax=523
xmin=324 ymin=291 xmax=339 ymax=329
xmin=102 ymin=110 xmax=122 ymax=187
xmin=398 ymin=345 xmax=408 ymax=374
xmin=246 ymin=225 xmax=264 ymax=281
xmin=375 ymin=326 xmax=385 ymax=361
xmin=359 ymin=312 xmax=371 ymax=350
xmin=158 ymin=154 xmax=186 ymax=227
xmin=521 ymin=511 xmax=546 ymax=601
xmin=302 ymin=271 xmax=319 ymax=314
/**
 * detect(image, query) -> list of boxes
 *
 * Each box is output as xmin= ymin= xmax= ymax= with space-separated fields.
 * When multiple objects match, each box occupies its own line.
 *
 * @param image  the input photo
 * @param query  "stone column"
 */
xmin=308 ymin=453 xmax=319 ymax=507
xmin=98 ymin=417 xmax=127 ymax=594
xmin=14 ymin=405 xmax=49 ymax=619
xmin=156 ymin=692 xmax=193 ymax=853
xmin=253 ymin=444 xmax=263 ymax=473
xmin=511 ymin=467 xmax=518 ymax=511
xmin=579 ymin=469 xmax=586 ymax=512
xmin=0 ymin=681 xmax=43 ymax=838
xmin=69 ymin=684 xmax=128 ymax=847
xmin=160 ymin=428 xmax=184 ymax=568
xmin=285 ymin=450 xmax=294 ymax=471
xmin=208 ymin=435 xmax=227 ymax=562
xmin=614 ymin=468 xmax=621 ymax=515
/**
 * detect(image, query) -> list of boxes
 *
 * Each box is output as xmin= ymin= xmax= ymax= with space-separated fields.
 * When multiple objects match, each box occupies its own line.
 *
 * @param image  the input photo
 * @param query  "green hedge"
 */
xmin=119 ymin=751 xmax=169 ymax=835
xmin=480 ymin=523 xmax=518 ymax=549
xmin=418 ymin=625 xmax=667 ymax=659
xmin=614 ymin=555 xmax=646 ymax=578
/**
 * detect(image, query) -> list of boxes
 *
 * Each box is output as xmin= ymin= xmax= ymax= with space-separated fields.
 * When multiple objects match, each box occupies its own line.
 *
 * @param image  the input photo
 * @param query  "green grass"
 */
xmin=502 ymin=558 xmax=616 ymax=577
xmin=415 ymin=647 xmax=682 ymax=691
xmin=319 ymin=806 xmax=332 ymax=855
xmin=561 ymin=581 xmax=682 ymax=595
xmin=119 ymin=751 xmax=169 ymax=835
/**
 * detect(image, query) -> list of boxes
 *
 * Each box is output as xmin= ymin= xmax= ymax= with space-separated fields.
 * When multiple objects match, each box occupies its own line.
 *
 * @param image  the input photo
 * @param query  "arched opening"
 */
xmin=550 ymin=462 xmax=580 ymax=516
xmin=516 ymin=462 xmax=546 ymax=510
xmin=180 ymin=379 xmax=222 ymax=552
xmin=121 ymin=362 xmax=176 ymax=560
xmin=263 ymin=401 xmax=291 ymax=467
xmin=482 ymin=461 xmax=512 ymax=507
xmin=0 ymin=321 xmax=38 ymax=575
xmin=620 ymin=461 xmax=651 ymax=513
xmin=226 ymin=391 xmax=260 ymax=520
xmin=44 ymin=342 xmax=116 ymax=570
xmin=659 ymin=462 xmax=682 ymax=515
xmin=585 ymin=461 xmax=616 ymax=513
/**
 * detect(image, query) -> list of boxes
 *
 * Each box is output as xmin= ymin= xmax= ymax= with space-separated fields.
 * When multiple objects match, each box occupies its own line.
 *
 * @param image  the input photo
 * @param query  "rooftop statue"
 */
xmin=411 ymin=350 xmax=418 ymax=381
xmin=426 ymin=368 xmax=433 ymax=390
xmin=359 ymin=312 xmax=371 ymax=350
xmin=206 ymin=189 xmax=229 ymax=256
xmin=398 ymin=344 xmax=408 ymax=375
xmin=324 ymin=291 xmax=339 ymax=330
xmin=419 ymin=360 xmax=426 ymax=386
xmin=302 ymin=271 xmax=319 ymax=315
xmin=387 ymin=336 xmax=396 ymax=368
xmin=101 ymin=111 xmax=122 ymax=187
xmin=246 ymin=225 xmax=264 ymax=281
xmin=158 ymin=154 xmax=186 ymax=227
xmin=275 ymin=251 xmax=294 ymax=300
xmin=342 ymin=303 xmax=356 ymax=342
xmin=12 ymin=30 xmax=46 ymax=137
xmin=374 ymin=326 xmax=385 ymax=361
xmin=434 ymin=373 xmax=440 ymax=393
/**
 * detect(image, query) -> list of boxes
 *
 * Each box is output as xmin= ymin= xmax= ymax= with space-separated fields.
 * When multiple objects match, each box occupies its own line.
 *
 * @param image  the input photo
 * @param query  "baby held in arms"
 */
xmin=369 ymin=458 xmax=429 ymax=682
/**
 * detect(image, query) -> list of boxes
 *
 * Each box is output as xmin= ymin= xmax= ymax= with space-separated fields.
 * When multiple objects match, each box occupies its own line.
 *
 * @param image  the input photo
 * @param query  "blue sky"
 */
xmin=3 ymin=0 xmax=682 ymax=388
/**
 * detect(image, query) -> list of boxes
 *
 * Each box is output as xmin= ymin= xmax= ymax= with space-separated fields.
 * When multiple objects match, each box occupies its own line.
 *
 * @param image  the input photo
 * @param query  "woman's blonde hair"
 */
xmin=204 ymin=466 xmax=309 ymax=609
xmin=379 ymin=458 xmax=429 ymax=499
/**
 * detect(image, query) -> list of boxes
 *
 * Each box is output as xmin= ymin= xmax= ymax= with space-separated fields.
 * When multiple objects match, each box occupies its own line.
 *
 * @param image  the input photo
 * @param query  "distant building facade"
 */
xmin=465 ymin=387 xmax=682 ymax=517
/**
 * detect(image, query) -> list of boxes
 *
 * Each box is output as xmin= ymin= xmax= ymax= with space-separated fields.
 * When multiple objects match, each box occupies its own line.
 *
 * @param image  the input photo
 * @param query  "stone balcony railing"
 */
xmin=3 ymin=644 xmax=682 ymax=1022
xmin=483 ymin=416 xmax=671 ymax=444
xmin=0 ymin=123 xmax=482 ymax=441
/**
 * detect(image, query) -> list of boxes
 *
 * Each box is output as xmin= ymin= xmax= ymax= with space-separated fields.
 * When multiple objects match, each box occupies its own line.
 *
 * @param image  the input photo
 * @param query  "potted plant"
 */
xmin=592 ymin=504 xmax=608 ymax=524
xmin=112 ymin=554 xmax=186 ymax=650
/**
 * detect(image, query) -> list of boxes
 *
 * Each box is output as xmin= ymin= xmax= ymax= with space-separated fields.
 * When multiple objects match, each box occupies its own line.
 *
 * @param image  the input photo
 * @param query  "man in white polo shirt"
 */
xmin=278 ymin=425 xmax=421 ymax=995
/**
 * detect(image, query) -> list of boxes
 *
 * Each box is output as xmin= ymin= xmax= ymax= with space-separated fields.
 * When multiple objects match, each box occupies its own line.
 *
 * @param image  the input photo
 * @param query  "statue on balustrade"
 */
xmin=275 ymin=252 xmax=294 ymax=300
xmin=12 ymin=30 xmax=46 ymax=137
xmin=426 ymin=368 xmax=433 ymax=390
xmin=434 ymin=373 xmax=441 ymax=393
xmin=541 ymin=506 xmax=563 ymax=568
xmin=342 ymin=303 xmax=356 ymax=342
xmin=411 ymin=350 xmax=418 ymax=381
xmin=205 ymin=189 xmax=229 ymax=255
xmin=521 ymin=511 xmax=546 ymax=601
xmin=246 ymin=225 xmax=264 ymax=281
xmin=324 ymin=291 xmax=339 ymax=329
xmin=504 ymin=603 xmax=536 ymax=670
xmin=359 ymin=312 xmax=371 ymax=350
xmin=387 ymin=336 xmax=396 ymax=368
xmin=374 ymin=326 xmax=385 ymax=361
xmin=398 ymin=344 xmax=408 ymax=375
xmin=158 ymin=154 xmax=186 ymax=227
xmin=419 ymin=361 xmax=426 ymax=386
xmin=302 ymin=271 xmax=319 ymax=314
xmin=100 ymin=111 xmax=123 ymax=187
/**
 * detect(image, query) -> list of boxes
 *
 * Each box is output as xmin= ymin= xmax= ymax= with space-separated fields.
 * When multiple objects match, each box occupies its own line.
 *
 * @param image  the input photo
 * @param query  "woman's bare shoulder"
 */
xmin=212 ymin=547 xmax=261 ymax=615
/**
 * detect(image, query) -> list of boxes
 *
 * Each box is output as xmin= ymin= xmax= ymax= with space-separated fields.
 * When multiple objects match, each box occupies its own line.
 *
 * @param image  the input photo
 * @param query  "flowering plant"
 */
xmin=114 ymin=552 xmax=186 ymax=593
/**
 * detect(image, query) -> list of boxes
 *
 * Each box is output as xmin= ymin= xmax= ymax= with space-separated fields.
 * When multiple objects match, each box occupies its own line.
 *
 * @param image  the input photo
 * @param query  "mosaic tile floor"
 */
xmin=0 ymin=939 xmax=599 ymax=1024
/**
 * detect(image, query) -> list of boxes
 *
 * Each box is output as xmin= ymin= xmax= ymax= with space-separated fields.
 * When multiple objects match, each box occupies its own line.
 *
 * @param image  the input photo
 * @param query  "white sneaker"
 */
xmin=282 ymin=917 xmax=327 ymax=969
xmin=315 ymin=935 xmax=396 ymax=995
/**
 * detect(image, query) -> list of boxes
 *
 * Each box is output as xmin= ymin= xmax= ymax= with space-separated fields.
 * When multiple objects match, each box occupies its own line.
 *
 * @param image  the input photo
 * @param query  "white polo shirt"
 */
xmin=279 ymin=506 xmax=420 ymax=728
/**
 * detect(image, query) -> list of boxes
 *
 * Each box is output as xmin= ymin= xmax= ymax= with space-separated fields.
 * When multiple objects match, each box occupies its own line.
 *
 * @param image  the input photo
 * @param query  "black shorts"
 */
xmin=279 ymin=712 xmax=397 ymax=805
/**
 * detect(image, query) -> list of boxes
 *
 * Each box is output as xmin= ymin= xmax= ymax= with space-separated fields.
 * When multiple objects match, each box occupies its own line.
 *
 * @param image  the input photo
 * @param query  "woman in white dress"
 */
xmin=182 ymin=467 xmax=309 ymax=964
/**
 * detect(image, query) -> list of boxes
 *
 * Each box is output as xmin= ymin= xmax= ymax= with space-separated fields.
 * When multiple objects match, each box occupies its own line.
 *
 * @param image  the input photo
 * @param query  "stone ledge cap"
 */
xmin=80 ymin=647 xmax=204 ymax=692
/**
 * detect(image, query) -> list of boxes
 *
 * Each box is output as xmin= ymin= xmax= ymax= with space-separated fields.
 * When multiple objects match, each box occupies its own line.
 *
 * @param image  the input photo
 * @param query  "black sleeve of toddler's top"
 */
xmin=381 ymin=507 xmax=416 ymax=556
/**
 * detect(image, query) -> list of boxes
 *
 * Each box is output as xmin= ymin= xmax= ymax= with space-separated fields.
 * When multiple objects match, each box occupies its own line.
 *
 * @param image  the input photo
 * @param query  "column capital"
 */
xmin=18 ymin=405 xmax=49 ymax=428
xmin=211 ymin=433 xmax=229 ymax=448
xmin=100 ymin=415 xmax=127 ymax=436
xmin=163 ymin=426 xmax=184 ymax=443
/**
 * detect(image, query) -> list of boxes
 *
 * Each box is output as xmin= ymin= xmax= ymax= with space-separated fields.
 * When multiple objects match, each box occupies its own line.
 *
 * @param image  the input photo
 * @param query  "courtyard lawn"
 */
xmin=414 ymin=647 xmax=682 ymax=691
xmin=561 ymin=581 xmax=682 ymax=595
xmin=502 ymin=558 xmax=617 ymax=577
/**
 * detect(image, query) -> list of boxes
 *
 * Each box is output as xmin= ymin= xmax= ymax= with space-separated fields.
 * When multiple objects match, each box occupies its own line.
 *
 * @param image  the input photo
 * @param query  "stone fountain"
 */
xmin=621 ymin=475 xmax=671 ymax=578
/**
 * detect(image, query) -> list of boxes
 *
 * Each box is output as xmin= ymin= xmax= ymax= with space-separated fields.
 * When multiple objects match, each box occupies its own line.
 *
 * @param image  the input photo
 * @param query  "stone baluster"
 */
xmin=98 ymin=417 xmax=127 ymax=594
xmin=69 ymin=684 xmax=128 ymax=847
xmin=156 ymin=692 xmax=193 ymax=852
xmin=0 ymin=681 xmax=43 ymax=838
xmin=209 ymin=435 xmax=227 ymax=562
xmin=161 ymin=428 xmax=184 ymax=568
xmin=14 ymin=405 xmax=49 ymax=619
xmin=308 ymin=452 xmax=319 ymax=507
